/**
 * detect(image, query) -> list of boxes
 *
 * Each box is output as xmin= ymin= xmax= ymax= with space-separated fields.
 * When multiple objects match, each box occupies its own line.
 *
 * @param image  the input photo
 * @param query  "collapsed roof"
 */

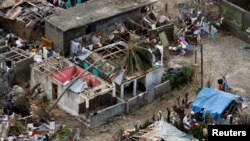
xmin=0 ymin=0 xmax=63 ymax=28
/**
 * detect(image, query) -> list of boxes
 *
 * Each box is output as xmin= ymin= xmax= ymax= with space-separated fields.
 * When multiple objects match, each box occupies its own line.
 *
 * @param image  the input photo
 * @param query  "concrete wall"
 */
xmin=242 ymin=12 xmax=250 ymax=31
xmin=57 ymin=88 xmax=82 ymax=116
xmin=154 ymin=80 xmax=171 ymax=98
xmin=228 ymin=0 xmax=250 ymax=11
xmin=145 ymin=67 xmax=164 ymax=101
xmin=148 ymin=23 xmax=175 ymax=41
xmin=125 ymin=80 xmax=171 ymax=113
xmin=31 ymin=67 xmax=57 ymax=99
xmin=14 ymin=58 xmax=33 ymax=85
xmin=126 ymin=92 xmax=147 ymax=113
xmin=45 ymin=21 xmax=65 ymax=54
xmin=89 ymin=99 xmax=125 ymax=127
xmin=221 ymin=0 xmax=250 ymax=43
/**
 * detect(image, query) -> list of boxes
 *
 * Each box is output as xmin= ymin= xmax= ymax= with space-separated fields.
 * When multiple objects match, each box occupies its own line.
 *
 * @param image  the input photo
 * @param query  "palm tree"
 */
xmin=122 ymin=44 xmax=153 ymax=78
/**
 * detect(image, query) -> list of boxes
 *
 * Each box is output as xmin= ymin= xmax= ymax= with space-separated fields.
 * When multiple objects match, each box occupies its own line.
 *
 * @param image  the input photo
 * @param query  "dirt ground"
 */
xmin=51 ymin=0 xmax=250 ymax=140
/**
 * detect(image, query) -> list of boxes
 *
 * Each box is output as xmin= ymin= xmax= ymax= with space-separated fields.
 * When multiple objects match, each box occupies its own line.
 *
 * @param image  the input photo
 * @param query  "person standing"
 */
xmin=210 ymin=25 xmax=217 ymax=39
xmin=217 ymin=79 xmax=223 ymax=91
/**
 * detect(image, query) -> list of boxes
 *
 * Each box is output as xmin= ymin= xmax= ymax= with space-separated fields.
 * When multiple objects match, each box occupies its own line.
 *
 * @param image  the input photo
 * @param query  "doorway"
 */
xmin=52 ymin=83 xmax=58 ymax=99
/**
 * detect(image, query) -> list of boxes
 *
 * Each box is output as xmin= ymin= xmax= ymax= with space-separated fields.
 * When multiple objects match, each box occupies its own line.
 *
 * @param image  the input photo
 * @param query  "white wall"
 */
xmin=30 ymin=68 xmax=53 ymax=99
xmin=57 ymin=86 xmax=82 ymax=116
xmin=145 ymin=67 xmax=164 ymax=100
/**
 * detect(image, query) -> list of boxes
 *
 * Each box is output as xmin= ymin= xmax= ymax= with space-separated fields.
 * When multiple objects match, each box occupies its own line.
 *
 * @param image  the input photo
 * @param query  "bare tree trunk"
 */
xmin=167 ymin=107 xmax=171 ymax=123
xmin=201 ymin=44 xmax=204 ymax=88
xmin=173 ymin=105 xmax=185 ymax=130
xmin=185 ymin=93 xmax=188 ymax=108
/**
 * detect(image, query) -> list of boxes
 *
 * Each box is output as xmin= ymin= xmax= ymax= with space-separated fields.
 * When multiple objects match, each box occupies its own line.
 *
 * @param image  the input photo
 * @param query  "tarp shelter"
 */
xmin=192 ymin=87 xmax=240 ymax=119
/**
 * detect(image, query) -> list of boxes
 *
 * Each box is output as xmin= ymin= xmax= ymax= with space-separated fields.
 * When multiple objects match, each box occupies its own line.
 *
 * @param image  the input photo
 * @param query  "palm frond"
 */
xmin=122 ymin=45 xmax=153 ymax=76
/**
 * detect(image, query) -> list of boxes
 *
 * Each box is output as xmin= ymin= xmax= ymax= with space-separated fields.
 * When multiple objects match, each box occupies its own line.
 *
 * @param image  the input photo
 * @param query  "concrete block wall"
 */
xmin=126 ymin=92 xmax=147 ymax=113
xmin=145 ymin=67 xmax=164 ymax=101
xmin=154 ymin=80 xmax=171 ymax=98
xmin=90 ymin=99 xmax=125 ymax=127
xmin=148 ymin=23 xmax=175 ymax=41
xmin=221 ymin=0 xmax=250 ymax=43
xmin=242 ymin=12 xmax=250 ymax=31
xmin=45 ymin=21 xmax=64 ymax=54
xmin=15 ymin=58 xmax=33 ymax=85
xmin=30 ymin=68 xmax=53 ymax=99
xmin=57 ymin=89 xmax=81 ymax=116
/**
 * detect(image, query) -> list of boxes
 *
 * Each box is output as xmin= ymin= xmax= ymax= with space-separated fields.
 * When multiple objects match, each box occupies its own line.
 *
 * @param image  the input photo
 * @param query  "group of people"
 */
xmin=217 ymin=75 xmax=232 ymax=92
xmin=1 ymin=98 xmax=15 ymax=116
xmin=183 ymin=111 xmax=199 ymax=130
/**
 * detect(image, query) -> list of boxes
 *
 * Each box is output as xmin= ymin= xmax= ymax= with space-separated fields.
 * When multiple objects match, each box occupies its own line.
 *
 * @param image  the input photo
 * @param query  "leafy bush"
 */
xmin=52 ymin=125 xmax=73 ymax=141
xmin=189 ymin=122 xmax=206 ymax=140
xmin=11 ymin=119 xmax=24 ymax=135
xmin=165 ymin=66 xmax=195 ymax=88
xmin=40 ymin=95 xmax=50 ymax=105
xmin=14 ymin=96 xmax=30 ymax=117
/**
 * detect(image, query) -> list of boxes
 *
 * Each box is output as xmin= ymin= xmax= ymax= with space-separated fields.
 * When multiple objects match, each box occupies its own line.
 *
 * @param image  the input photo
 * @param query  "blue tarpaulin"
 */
xmin=192 ymin=87 xmax=240 ymax=119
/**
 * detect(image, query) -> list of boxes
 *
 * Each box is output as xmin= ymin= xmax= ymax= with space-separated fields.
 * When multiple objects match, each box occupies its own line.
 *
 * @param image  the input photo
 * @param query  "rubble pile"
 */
xmin=0 ymin=0 xmax=64 ymax=28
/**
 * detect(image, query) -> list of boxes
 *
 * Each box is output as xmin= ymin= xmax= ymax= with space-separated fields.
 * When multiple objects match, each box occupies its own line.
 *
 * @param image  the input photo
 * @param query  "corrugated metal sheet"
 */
xmin=77 ymin=50 xmax=92 ymax=61
xmin=69 ymin=79 xmax=87 ymax=93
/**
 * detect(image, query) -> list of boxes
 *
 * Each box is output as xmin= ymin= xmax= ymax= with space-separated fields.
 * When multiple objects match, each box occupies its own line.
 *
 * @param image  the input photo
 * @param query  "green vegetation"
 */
xmin=165 ymin=66 xmax=195 ymax=88
xmin=187 ymin=122 xmax=207 ymax=140
xmin=11 ymin=119 xmax=24 ymax=135
xmin=221 ymin=4 xmax=242 ymax=28
xmin=40 ymin=95 xmax=50 ymax=105
xmin=140 ymin=119 xmax=153 ymax=129
xmin=14 ymin=96 xmax=30 ymax=117
xmin=137 ymin=42 xmax=154 ymax=49
xmin=51 ymin=125 xmax=74 ymax=141
xmin=122 ymin=45 xmax=153 ymax=76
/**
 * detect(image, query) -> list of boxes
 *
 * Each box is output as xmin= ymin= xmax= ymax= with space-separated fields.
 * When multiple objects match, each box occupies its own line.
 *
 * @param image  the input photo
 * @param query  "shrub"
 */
xmin=189 ymin=122 xmax=207 ymax=140
xmin=14 ymin=96 xmax=30 ymax=117
xmin=41 ymin=95 xmax=50 ymax=104
xmin=165 ymin=65 xmax=195 ymax=88
xmin=52 ymin=125 xmax=73 ymax=140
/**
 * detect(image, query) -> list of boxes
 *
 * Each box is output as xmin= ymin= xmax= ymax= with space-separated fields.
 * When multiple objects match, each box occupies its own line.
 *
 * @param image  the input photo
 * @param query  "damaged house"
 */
xmin=30 ymin=57 xmax=125 ymax=127
xmin=44 ymin=0 xmax=163 ymax=56
xmin=0 ymin=0 xmax=63 ymax=42
xmin=77 ymin=40 xmax=167 ymax=112
xmin=0 ymin=48 xmax=33 ymax=88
